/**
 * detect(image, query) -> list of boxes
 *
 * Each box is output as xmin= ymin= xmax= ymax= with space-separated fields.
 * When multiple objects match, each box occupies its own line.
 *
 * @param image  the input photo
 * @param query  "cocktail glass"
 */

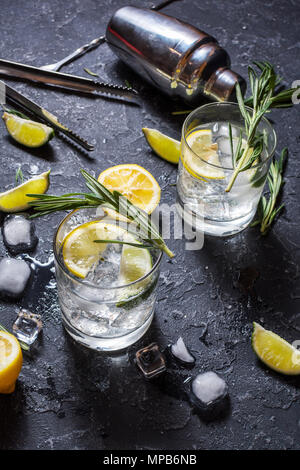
xmin=53 ymin=208 xmax=162 ymax=352
xmin=176 ymin=102 xmax=277 ymax=237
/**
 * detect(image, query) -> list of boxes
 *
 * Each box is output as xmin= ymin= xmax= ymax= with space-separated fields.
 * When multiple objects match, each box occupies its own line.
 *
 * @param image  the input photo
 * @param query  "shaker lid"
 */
xmin=204 ymin=67 xmax=247 ymax=102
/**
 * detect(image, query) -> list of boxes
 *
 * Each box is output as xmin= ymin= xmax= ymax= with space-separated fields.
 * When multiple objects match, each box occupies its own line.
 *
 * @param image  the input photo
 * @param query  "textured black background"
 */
xmin=0 ymin=0 xmax=300 ymax=450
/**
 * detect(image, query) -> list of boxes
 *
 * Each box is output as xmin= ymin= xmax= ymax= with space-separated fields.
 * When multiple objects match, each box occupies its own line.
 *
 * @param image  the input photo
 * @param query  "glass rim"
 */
xmin=182 ymin=101 xmax=277 ymax=171
xmin=53 ymin=209 xmax=163 ymax=291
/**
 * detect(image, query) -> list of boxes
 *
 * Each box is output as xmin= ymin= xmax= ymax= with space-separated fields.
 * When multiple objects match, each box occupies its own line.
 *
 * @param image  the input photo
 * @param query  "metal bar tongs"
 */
xmin=2 ymin=80 xmax=95 ymax=151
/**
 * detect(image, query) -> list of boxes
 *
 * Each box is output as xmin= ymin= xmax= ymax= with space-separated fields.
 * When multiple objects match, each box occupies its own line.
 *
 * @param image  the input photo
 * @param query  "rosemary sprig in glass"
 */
xmin=226 ymin=61 xmax=297 ymax=192
xmin=251 ymin=148 xmax=287 ymax=235
xmin=27 ymin=169 xmax=174 ymax=258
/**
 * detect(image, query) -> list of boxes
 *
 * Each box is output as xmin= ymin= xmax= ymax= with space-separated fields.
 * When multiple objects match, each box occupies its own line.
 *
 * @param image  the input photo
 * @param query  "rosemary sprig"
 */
xmin=94 ymin=240 xmax=153 ymax=249
xmin=251 ymin=148 xmax=287 ymax=235
xmin=83 ymin=68 xmax=99 ymax=77
xmin=244 ymin=61 xmax=297 ymax=109
xmin=28 ymin=169 xmax=174 ymax=258
xmin=15 ymin=166 xmax=24 ymax=185
xmin=226 ymin=61 xmax=297 ymax=192
xmin=0 ymin=322 xmax=30 ymax=351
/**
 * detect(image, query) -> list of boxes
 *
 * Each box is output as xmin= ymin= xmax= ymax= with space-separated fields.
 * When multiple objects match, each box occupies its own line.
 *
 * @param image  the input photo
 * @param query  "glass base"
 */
xmin=61 ymin=311 xmax=154 ymax=352
xmin=176 ymin=198 xmax=256 ymax=237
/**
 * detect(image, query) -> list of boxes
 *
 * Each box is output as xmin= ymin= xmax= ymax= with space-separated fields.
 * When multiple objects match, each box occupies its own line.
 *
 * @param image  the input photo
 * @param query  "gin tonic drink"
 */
xmin=54 ymin=208 xmax=162 ymax=351
xmin=176 ymin=102 xmax=277 ymax=236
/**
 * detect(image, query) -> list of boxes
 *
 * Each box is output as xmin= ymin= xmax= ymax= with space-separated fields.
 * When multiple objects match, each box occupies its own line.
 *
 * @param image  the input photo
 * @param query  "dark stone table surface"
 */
xmin=0 ymin=0 xmax=300 ymax=451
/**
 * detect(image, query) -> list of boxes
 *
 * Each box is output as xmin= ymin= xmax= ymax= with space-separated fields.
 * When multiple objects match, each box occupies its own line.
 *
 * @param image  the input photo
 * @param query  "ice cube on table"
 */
xmin=170 ymin=337 xmax=195 ymax=366
xmin=13 ymin=309 xmax=42 ymax=345
xmin=0 ymin=258 xmax=31 ymax=299
xmin=135 ymin=343 xmax=167 ymax=379
xmin=190 ymin=371 xmax=228 ymax=407
xmin=2 ymin=215 xmax=38 ymax=255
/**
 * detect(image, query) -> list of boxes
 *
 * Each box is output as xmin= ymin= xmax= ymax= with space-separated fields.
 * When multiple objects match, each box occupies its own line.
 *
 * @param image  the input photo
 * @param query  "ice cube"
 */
xmin=170 ymin=337 xmax=195 ymax=366
xmin=217 ymin=123 xmax=239 ymax=137
xmin=135 ymin=343 xmax=167 ymax=379
xmin=191 ymin=371 xmax=227 ymax=405
xmin=188 ymin=371 xmax=228 ymax=419
xmin=13 ymin=309 xmax=42 ymax=345
xmin=2 ymin=215 xmax=38 ymax=255
xmin=85 ymin=245 xmax=121 ymax=286
xmin=217 ymin=136 xmax=236 ymax=156
xmin=0 ymin=258 xmax=31 ymax=299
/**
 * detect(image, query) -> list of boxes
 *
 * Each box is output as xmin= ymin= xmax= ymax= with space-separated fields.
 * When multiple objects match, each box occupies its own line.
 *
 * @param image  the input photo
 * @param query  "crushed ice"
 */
xmin=171 ymin=336 xmax=195 ymax=364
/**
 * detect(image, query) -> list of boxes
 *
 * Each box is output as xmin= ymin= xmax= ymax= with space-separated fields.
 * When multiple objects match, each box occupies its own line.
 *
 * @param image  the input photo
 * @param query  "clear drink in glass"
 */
xmin=54 ymin=208 xmax=162 ymax=352
xmin=176 ymin=102 xmax=277 ymax=236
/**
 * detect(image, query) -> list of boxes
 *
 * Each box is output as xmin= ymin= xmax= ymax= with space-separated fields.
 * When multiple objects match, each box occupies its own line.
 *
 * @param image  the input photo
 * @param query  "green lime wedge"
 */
xmin=252 ymin=322 xmax=300 ymax=375
xmin=3 ymin=112 xmax=54 ymax=148
xmin=118 ymin=243 xmax=153 ymax=304
xmin=142 ymin=127 xmax=180 ymax=164
xmin=0 ymin=170 xmax=50 ymax=213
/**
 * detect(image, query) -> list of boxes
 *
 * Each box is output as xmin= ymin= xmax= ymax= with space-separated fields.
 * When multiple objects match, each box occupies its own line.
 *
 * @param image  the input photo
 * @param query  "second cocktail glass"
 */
xmin=176 ymin=102 xmax=277 ymax=237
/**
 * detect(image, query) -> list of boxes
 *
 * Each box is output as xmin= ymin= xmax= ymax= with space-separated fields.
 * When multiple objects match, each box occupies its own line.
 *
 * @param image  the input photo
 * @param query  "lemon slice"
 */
xmin=0 ymin=170 xmax=50 ymax=213
xmin=182 ymin=129 xmax=224 ymax=180
xmin=142 ymin=127 xmax=180 ymax=164
xmin=62 ymin=221 xmax=152 ymax=284
xmin=252 ymin=322 xmax=300 ymax=375
xmin=63 ymin=221 xmax=118 ymax=278
xmin=98 ymin=164 xmax=161 ymax=214
xmin=0 ymin=331 xmax=23 ymax=394
xmin=3 ymin=112 xmax=54 ymax=148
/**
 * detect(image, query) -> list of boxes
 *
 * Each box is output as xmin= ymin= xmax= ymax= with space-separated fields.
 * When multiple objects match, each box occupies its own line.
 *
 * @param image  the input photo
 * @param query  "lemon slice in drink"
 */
xmin=142 ymin=127 xmax=180 ymax=164
xmin=2 ymin=112 xmax=54 ymax=148
xmin=0 ymin=170 xmax=50 ymax=213
xmin=0 ymin=331 xmax=23 ymax=394
xmin=98 ymin=164 xmax=161 ymax=214
xmin=252 ymin=322 xmax=300 ymax=375
xmin=63 ymin=221 xmax=118 ymax=278
xmin=62 ymin=221 xmax=152 ymax=284
xmin=183 ymin=129 xmax=224 ymax=180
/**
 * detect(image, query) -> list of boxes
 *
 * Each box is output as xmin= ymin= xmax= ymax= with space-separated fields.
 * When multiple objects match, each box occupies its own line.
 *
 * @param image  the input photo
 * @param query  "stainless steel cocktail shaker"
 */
xmin=106 ymin=6 xmax=246 ymax=104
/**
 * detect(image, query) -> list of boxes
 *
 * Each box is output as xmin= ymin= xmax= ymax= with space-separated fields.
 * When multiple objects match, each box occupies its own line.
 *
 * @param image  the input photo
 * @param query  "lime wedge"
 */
xmin=183 ymin=129 xmax=224 ymax=180
xmin=252 ymin=322 xmax=300 ymax=375
xmin=142 ymin=128 xmax=180 ymax=164
xmin=3 ymin=112 xmax=54 ymax=148
xmin=118 ymin=243 xmax=153 ymax=304
xmin=0 ymin=170 xmax=50 ymax=213
xmin=120 ymin=244 xmax=152 ymax=285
